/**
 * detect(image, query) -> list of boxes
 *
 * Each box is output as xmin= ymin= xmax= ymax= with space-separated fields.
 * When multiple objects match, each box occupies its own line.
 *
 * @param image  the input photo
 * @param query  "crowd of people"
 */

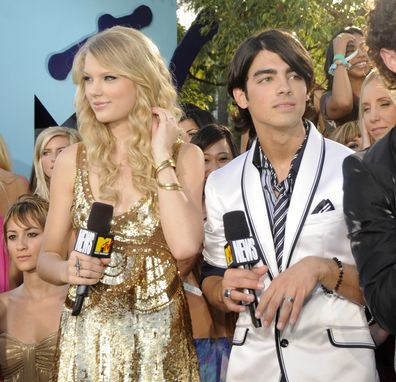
xmin=0 ymin=0 xmax=396 ymax=380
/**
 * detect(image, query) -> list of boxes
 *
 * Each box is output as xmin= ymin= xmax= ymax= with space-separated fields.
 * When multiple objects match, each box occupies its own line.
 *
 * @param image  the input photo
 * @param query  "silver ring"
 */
xmin=75 ymin=258 xmax=81 ymax=277
xmin=284 ymin=295 xmax=294 ymax=304
xmin=224 ymin=288 xmax=233 ymax=298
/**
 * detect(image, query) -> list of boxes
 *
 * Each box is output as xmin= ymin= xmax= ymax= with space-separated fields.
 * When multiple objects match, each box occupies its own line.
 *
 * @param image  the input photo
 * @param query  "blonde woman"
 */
xmin=0 ymin=135 xmax=29 ymax=292
xmin=31 ymin=127 xmax=80 ymax=200
xmin=0 ymin=195 xmax=67 ymax=382
xmin=37 ymin=26 xmax=204 ymax=381
xmin=359 ymin=69 xmax=396 ymax=148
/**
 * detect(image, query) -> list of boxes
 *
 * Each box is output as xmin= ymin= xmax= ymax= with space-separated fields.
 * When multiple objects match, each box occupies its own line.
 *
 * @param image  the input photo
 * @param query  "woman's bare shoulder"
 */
xmin=52 ymin=142 xmax=82 ymax=179
xmin=178 ymin=142 xmax=204 ymax=162
xmin=57 ymin=142 xmax=80 ymax=164
xmin=0 ymin=290 xmax=12 ymax=320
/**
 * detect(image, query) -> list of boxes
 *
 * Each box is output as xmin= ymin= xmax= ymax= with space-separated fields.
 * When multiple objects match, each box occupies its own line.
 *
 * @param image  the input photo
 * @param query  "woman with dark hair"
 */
xmin=179 ymin=102 xmax=217 ymax=141
xmin=320 ymin=26 xmax=371 ymax=135
xmin=177 ymin=124 xmax=239 ymax=382
xmin=191 ymin=124 xmax=239 ymax=179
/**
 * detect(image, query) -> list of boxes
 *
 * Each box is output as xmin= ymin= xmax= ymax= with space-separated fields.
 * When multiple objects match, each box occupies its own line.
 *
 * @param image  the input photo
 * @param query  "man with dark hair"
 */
xmin=343 ymin=0 xmax=396 ymax=337
xmin=202 ymin=29 xmax=377 ymax=381
xmin=366 ymin=0 xmax=396 ymax=90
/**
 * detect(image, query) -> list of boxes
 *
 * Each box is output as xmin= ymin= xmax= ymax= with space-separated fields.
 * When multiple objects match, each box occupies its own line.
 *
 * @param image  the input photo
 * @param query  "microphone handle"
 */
xmin=71 ymin=285 xmax=90 ymax=316
xmin=243 ymin=264 xmax=262 ymax=328
xmin=247 ymin=287 xmax=262 ymax=328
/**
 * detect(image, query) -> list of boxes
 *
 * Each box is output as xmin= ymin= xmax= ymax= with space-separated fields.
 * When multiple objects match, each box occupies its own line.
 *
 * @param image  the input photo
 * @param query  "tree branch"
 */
xmin=187 ymin=70 xmax=225 ymax=87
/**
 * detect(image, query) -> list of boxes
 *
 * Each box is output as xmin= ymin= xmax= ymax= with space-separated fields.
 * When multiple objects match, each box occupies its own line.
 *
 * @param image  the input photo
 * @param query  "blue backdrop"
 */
xmin=0 ymin=0 xmax=177 ymax=178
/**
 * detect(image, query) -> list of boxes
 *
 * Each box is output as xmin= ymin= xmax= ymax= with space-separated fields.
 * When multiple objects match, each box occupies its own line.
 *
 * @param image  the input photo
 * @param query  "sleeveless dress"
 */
xmin=53 ymin=144 xmax=199 ymax=382
xmin=0 ymin=332 xmax=58 ymax=382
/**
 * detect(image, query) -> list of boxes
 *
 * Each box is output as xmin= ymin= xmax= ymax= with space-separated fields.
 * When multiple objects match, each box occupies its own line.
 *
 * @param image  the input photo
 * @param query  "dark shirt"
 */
xmin=252 ymin=124 xmax=308 ymax=229
xmin=320 ymin=91 xmax=359 ymax=135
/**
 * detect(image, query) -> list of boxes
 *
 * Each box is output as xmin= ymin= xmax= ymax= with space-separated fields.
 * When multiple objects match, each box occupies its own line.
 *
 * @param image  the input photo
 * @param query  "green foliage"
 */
xmin=177 ymin=0 xmax=368 ymax=110
xmin=177 ymin=22 xmax=216 ymax=111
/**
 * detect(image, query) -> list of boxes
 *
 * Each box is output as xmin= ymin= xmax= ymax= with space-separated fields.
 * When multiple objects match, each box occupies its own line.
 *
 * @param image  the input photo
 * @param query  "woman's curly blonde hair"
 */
xmin=0 ymin=135 xmax=12 ymax=171
xmin=72 ymin=26 xmax=181 ymax=203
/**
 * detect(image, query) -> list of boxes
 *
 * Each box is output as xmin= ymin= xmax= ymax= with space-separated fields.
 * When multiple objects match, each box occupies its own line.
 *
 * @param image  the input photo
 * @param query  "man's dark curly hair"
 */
xmin=366 ymin=0 xmax=396 ymax=90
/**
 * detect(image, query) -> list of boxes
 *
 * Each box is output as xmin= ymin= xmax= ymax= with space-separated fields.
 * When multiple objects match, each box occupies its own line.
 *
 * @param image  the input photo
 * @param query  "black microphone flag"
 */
xmin=72 ymin=202 xmax=114 ymax=316
xmin=223 ymin=210 xmax=262 ymax=328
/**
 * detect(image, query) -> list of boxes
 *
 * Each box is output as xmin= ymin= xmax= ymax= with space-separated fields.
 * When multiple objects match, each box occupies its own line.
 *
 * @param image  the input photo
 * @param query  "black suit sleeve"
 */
xmin=343 ymin=154 xmax=396 ymax=335
xmin=199 ymin=261 xmax=226 ymax=288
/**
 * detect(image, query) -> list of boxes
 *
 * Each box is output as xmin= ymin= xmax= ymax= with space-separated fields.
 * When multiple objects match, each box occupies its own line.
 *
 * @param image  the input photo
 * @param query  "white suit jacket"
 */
xmin=203 ymin=123 xmax=378 ymax=382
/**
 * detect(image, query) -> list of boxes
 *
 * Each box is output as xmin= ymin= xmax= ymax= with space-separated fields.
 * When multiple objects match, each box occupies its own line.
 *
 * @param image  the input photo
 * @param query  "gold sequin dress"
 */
xmin=53 ymin=144 xmax=199 ymax=382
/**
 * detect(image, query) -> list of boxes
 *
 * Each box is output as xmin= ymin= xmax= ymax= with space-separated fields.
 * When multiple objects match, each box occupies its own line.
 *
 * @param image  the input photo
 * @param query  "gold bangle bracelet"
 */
xmin=157 ymin=181 xmax=183 ymax=191
xmin=154 ymin=158 xmax=176 ymax=178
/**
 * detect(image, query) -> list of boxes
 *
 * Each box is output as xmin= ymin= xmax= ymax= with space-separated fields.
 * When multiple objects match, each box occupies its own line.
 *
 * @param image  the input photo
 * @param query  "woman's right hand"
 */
xmin=64 ymin=250 xmax=110 ymax=285
xmin=333 ymin=33 xmax=355 ymax=56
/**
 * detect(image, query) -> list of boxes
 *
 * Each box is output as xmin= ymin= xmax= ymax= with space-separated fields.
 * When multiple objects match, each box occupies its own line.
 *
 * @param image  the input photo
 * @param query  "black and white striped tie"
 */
xmin=272 ymin=186 xmax=290 ymax=271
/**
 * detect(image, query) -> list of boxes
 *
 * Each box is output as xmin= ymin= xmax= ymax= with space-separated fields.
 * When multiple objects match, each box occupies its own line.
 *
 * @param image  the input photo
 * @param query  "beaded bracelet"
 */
xmin=333 ymin=53 xmax=346 ymax=61
xmin=328 ymin=55 xmax=351 ymax=76
xmin=321 ymin=257 xmax=344 ymax=295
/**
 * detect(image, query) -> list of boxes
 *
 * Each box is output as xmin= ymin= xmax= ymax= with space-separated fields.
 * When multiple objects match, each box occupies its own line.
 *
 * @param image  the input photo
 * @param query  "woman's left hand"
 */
xmin=151 ymin=106 xmax=181 ymax=163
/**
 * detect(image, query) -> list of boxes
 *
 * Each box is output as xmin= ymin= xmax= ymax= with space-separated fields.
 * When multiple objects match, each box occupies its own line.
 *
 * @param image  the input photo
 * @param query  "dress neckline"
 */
xmin=79 ymin=145 xmax=150 ymax=220
xmin=0 ymin=331 xmax=58 ymax=347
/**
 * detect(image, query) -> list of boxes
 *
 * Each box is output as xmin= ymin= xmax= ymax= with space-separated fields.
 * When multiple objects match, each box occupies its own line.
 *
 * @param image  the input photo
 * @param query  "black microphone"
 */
xmin=223 ymin=210 xmax=262 ymax=328
xmin=71 ymin=202 xmax=114 ymax=316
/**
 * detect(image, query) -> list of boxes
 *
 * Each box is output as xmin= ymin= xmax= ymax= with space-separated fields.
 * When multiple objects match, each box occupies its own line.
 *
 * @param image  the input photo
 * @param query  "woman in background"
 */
xmin=0 ymin=135 xmax=29 ymax=292
xmin=359 ymin=69 xmax=396 ymax=148
xmin=179 ymin=102 xmax=216 ymax=141
xmin=0 ymin=194 xmax=67 ymax=382
xmin=320 ymin=26 xmax=370 ymax=134
xmin=178 ymin=124 xmax=238 ymax=382
xmin=31 ymin=127 xmax=80 ymax=201
xmin=191 ymin=124 xmax=239 ymax=179
xmin=329 ymin=121 xmax=362 ymax=151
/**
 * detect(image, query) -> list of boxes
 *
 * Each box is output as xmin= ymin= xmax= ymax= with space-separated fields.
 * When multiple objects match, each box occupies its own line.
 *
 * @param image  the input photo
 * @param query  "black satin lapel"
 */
xmin=241 ymin=140 xmax=277 ymax=279
xmin=282 ymin=126 xmax=326 ymax=270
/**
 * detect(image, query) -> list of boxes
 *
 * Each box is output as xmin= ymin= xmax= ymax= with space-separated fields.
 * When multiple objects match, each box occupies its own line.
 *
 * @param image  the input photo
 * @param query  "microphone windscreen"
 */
xmin=87 ymin=202 xmax=113 ymax=233
xmin=223 ymin=210 xmax=250 ymax=241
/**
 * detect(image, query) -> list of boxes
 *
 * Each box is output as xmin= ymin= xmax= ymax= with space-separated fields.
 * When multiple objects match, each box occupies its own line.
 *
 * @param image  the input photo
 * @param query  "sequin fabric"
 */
xmin=53 ymin=144 xmax=199 ymax=382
